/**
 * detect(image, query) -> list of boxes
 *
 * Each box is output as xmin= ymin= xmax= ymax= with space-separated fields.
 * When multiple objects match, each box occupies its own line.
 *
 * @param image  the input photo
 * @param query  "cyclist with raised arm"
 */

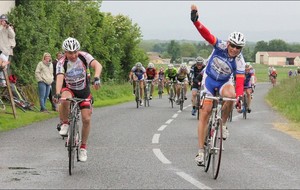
xmin=190 ymin=4 xmax=246 ymax=166
xmin=145 ymin=62 xmax=157 ymax=100
xmin=244 ymin=63 xmax=255 ymax=113
xmin=53 ymin=37 xmax=102 ymax=162
xmin=175 ymin=63 xmax=190 ymax=105
xmin=164 ymin=64 xmax=177 ymax=97
xmin=129 ymin=62 xmax=147 ymax=106
xmin=190 ymin=56 xmax=206 ymax=116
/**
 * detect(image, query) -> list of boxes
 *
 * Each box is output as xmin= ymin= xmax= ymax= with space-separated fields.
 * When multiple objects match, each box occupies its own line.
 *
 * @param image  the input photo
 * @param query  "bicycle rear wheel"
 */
xmin=196 ymin=93 xmax=200 ymax=120
xmin=68 ymin=118 xmax=76 ymax=175
xmin=212 ymin=118 xmax=223 ymax=179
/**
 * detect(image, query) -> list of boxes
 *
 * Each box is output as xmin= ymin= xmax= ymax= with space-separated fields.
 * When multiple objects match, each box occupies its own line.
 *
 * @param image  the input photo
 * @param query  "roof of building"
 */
xmin=259 ymin=51 xmax=300 ymax=58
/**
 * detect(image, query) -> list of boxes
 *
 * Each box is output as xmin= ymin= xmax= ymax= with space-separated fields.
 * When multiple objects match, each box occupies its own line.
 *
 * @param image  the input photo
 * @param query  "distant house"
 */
xmin=255 ymin=51 xmax=300 ymax=66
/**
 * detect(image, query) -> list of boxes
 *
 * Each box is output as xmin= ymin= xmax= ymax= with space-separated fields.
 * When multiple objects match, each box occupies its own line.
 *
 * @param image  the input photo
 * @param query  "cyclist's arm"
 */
xmin=90 ymin=59 xmax=102 ymax=79
xmin=56 ymin=74 xmax=64 ymax=94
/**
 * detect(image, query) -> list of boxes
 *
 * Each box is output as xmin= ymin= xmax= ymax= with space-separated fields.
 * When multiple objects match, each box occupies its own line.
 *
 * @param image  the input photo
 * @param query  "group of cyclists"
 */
xmin=51 ymin=4 xmax=258 ymax=170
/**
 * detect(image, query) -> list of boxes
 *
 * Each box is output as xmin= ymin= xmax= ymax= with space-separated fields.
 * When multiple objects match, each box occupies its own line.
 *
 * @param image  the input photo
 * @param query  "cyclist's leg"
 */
xmin=183 ymin=78 xmax=188 ymax=99
xmin=59 ymin=89 xmax=73 ymax=123
xmin=219 ymin=82 xmax=235 ymax=125
xmin=139 ymin=80 xmax=144 ymax=100
xmin=246 ymin=88 xmax=252 ymax=110
xmin=166 ymin=79 xmax=170 ymax=94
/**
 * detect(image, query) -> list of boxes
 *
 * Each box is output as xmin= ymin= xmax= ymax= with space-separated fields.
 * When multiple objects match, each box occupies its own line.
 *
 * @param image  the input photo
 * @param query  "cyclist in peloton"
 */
xmin=145 ymin=62 xmax=157 ymax=100
xmin=129 ymin=62 xmax=147 ymax=106
xmin=157 ymin=67 xmax=165 ymax=93
xmin=54 ymin=37 xmax=102 ymax=162
xmin=190 ymin=4 xmax=246 ymax=166
xmin=175 ymin=63 xmax=190 ymax=105
xmin=189 ymin=56 xmax=206 ymax=116
xmin=164 ymin=64 xmax=177 ymax=98
xmin=244 ymin=63 xmax=255 ymax=113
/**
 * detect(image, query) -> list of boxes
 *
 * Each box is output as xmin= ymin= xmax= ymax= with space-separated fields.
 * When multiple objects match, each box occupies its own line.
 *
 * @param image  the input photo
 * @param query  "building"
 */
xmin=255 ymin=51 xmax=300 ymax=66
xmin=0 ymin=1 xmax=15 ymax=15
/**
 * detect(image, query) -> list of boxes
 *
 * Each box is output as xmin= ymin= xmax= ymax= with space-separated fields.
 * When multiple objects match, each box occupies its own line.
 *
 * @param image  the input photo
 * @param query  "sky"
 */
xmin=100 ymin=1 xmax=300 ymax=43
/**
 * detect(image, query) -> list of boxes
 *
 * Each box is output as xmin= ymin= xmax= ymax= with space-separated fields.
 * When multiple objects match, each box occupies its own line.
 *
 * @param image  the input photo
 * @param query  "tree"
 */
xmin=167 ymin=40 xmax=181 ymax=63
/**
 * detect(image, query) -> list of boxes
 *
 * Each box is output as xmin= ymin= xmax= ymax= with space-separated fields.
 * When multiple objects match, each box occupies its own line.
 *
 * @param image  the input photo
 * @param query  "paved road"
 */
xmin=0 ymin=82 xmax=300 ymax=189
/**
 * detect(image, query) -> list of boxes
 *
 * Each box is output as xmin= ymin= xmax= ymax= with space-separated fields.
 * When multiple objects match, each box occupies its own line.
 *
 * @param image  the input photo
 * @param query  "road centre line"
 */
xmin=165 ymin=119 xmax=173 ymax=124
xmin=152 ymin=134 xmax=160 ymax=144
xmin=152 ymin=148 xmax=171 ymax=164
xmin=176 ymin=172 xmax=212 ymax=189
xmin=172 ymin=114 xmax=178 ymax=118
xmin=158 ymin=125 xmax=167 ymax=131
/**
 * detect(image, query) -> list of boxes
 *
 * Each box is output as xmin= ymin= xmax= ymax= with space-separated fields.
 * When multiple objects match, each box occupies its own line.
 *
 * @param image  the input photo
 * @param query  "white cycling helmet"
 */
xmin=148 ymin=62 xmax=154 ymax=69
xmin=228 ymin=31 xmax=246 ymax=47
xmin=62 ymin=37 xmax=80 ymax=52
xmin=168 ymin=64 xmax=174 ymax=69
xmin=136 ymin=62 xmax=142 ymax=68
xmin=180 ymin=63 xmax=187 ymax=70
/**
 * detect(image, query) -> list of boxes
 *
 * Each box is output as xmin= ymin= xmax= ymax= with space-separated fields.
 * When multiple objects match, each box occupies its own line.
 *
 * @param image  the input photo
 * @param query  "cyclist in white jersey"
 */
xmin=54 ymin=37 xmax=102 ymax=162
xmin=190 ymin=4 xmax=246 ymax=166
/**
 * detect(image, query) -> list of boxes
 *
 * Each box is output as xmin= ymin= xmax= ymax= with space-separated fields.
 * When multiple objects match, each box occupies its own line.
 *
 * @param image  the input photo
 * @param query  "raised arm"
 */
xmin=191 ymin=4 xmax=217 ymax=46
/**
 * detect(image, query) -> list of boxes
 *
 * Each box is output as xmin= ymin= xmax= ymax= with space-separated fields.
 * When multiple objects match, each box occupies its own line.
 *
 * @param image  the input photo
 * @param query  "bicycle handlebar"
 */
xmin=204 ymin=95 xmax=236 ymax=102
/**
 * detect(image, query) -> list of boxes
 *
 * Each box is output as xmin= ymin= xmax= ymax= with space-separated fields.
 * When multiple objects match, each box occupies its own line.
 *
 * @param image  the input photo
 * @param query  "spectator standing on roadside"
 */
xmin=0 ymin=14 xmax=15 ymax=86
xmin=35 ymin=52 xmax=53 ymax=113
xmin=49 ymin=52 xmax=63 ymax=111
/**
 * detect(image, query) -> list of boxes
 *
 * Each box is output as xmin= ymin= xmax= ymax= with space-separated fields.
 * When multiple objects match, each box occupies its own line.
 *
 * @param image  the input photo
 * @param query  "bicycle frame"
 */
xmin=202 ymin=93 xmax=236 ymax=179
xmin=60 ymin=97 xmax=91 ymax=175
xmin=144 ymin=79 xmax=152 ymax=107
xmin=178 ymin=81 xmax=185 ymax=111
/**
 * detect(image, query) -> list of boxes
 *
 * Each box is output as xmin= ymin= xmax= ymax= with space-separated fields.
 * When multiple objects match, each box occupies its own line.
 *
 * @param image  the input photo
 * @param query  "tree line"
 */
xmin=8 ymin=0 xmax=148 ymax=85
xmin=7 ymin=0 xmax=300 ymax=86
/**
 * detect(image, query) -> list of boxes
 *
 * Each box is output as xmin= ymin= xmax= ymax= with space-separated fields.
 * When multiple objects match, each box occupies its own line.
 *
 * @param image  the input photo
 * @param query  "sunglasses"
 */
xmin=229 ymin=43 xmax=242 ymax=50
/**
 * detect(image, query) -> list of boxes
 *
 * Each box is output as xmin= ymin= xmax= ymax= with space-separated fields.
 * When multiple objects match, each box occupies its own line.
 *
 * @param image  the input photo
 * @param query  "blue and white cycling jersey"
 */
xmin=205 ymin=39 xmax=245 ymax=82
xmin=131 ymin=66 xmax=146 ymax=80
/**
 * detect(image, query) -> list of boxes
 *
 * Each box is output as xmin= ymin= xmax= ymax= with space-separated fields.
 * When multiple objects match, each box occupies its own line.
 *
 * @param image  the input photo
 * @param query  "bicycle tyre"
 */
xmin=228 ymin=108 xmax=233 ymax=122
xmin=158 ymin=83 xmax=163 ymax=99
xmin=180 ymin=88 xmax=184 ymax=111
xmin=196 ymin=93 xmax=200 ymax=120
xmin=243 ymin=94 xmax=247 ymax=119
xmin=135 ymin=83 xmax=140 ymax=108
xmin=169 ymin=87 xmax=174 ymax=108
xmin=68 ymin=117 xmax=76 ymax=175
xmin=212 ymin=118 xmax=223 ymax=179
xmin=204 ymin=119 xmax=212 ymax=172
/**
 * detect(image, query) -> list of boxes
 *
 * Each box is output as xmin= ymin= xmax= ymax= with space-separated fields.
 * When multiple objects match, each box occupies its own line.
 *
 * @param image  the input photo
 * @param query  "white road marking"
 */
xmin=165 ymin=119 xmax=173 ymax=124
xmin=176 ymin=172 xmax=212 ymax=189
xmin=172 ymin=114 xmax=178 ymax=118
xmin=158 ymin=125 xmax=167 ymax=131
xmin=152 ymin=134 xmax=160 ymax=144
xmin=153 ymin=148 xmax=171 ymax=164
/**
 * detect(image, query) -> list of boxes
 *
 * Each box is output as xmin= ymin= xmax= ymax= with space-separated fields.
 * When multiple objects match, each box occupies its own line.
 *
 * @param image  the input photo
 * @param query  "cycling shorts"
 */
xmin=61 ymin=87 xmax=92 ymax=109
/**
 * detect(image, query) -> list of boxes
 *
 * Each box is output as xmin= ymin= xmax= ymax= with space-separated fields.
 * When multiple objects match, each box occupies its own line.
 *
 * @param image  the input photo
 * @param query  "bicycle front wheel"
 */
xmin=212 ymin=118 xmax=223 ymax=179
xmin=68 ymin=118 xmax=76 ymax=175
xmin=180 ymin=89 xmax=184 ymax=111
xmin=243 ymin=94 xmax=247 ymax=119
xmin=204 ymin=120 xmax=212 ymax=172
xmin=169 ymin=88 xmax=174 ymax=108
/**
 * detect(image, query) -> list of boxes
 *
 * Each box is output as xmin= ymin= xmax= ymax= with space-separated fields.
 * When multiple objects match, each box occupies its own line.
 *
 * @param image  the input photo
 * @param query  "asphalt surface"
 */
xmin=0 ymin=82 xmax=299 ymax=189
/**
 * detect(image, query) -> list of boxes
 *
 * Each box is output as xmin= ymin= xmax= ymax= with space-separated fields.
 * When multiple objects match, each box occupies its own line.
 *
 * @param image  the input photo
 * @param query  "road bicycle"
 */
xmin=134 ymin=80 xmax=141 ymax=108
xmin=178 ymin=81 xmax=185 ymax=111
xmin=201 ymin=91 xmax=236 ymax=179
xmin=144 ymin=79 xmax=153 ymax=107
xmin=241 ymin=92 xmax=248 ymax=119
xmin=195 ymin=82 xmax=202 ymax=120
xmin=270 ymin=75 xmax=276 ymax=87
xmin=157 ymin=78 xmax=164 ymax=99
xmin=60 ymin=97 xmax=91 ymax=175
xmin=168 ymin=81 xmax=176 ymax=108
xmin=0 ymin=97 xmax=6 ymax=111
